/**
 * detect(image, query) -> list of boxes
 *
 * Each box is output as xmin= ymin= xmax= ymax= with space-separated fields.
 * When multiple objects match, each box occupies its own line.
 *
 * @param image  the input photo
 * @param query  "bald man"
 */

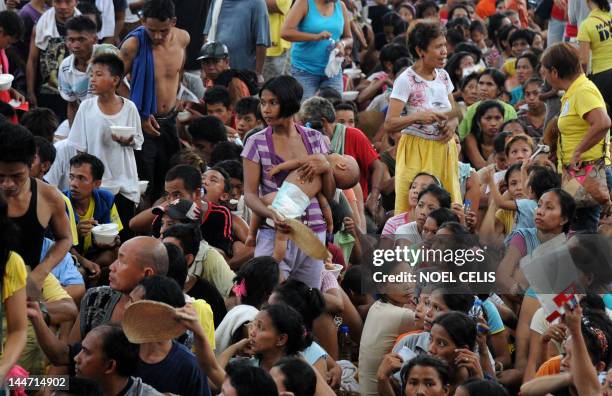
xmin=68 ymin=237 xmax=169 ymax=343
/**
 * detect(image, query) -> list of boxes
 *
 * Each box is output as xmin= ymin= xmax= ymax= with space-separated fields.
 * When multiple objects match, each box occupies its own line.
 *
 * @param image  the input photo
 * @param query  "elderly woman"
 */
xmin=541 ymin=42 xmax=612 ymax=232
xmin=299 ymin=96 xmax=386 ymax=217
xmin=242 ymin=76 xmax=335 ymax=289
xmin=384 ymin=21 xmax=461 ymax=214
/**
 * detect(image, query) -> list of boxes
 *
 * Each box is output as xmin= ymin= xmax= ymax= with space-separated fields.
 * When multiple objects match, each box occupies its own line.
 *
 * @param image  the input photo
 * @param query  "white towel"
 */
xmin=35 ymin=8 xmax=81 ymax=50
xmin=337 ymin=360 xmax=360 ymax=393
xmin=214 ymin=305 xmax=258 ymax=354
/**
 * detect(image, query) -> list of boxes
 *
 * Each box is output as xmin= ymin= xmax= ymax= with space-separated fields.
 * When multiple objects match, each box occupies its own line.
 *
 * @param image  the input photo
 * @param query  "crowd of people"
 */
xmin=0 ymin=0 xmax=612 ymax=394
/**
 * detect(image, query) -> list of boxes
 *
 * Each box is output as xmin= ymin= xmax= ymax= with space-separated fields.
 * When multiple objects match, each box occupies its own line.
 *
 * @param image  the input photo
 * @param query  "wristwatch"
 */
xmin=39 ymin=302 xmax=51 ymax=326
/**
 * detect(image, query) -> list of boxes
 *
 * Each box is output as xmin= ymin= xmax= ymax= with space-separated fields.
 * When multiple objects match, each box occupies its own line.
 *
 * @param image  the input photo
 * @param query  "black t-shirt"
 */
xmin=201 ymin=202 xmax=233 ymax=257
xmin=56 ymin=20 xmax=67 ymax=36
xmin=186 ymin=278 xmax=227 ymax=327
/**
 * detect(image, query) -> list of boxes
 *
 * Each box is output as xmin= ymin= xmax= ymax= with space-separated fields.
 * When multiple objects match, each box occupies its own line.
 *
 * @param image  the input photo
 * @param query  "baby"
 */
xmin=246 ymin=153 xmax=360 ymax=261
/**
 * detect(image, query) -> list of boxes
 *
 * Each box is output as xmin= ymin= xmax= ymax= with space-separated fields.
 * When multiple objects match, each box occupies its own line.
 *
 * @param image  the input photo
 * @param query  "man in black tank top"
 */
xmin=0 ymin=124 xmax=72 ymax=292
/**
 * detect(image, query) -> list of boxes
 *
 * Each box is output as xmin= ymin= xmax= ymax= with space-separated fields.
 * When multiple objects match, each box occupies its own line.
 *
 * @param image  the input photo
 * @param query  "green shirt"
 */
xmin=458 ymin=100 xmax=518 ymax=141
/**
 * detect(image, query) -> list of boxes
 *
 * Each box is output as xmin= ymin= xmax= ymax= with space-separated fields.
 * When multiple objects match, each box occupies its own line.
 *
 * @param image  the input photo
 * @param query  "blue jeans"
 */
xmin=571 ymin=166 xmax=612 ymax=233
xmin=547 ymin=17 xmax=566 ymax=48
xmin=291 ymin=66 xmax=343 ymax=101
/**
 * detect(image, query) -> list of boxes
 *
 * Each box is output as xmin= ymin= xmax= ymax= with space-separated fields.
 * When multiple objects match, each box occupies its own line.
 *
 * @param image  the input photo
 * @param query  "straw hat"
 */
xmin=285 ymin=217 xmax=329 ymax=259
xmin=122 ymin=300 xmax=188 ymax=344
xmin=268 ymin=206 xmax=328 ymax=259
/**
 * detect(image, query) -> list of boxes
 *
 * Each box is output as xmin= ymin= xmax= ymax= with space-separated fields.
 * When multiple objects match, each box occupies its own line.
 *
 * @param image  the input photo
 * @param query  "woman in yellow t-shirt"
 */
xmin=577 ymin=0 xmax=612 ymax=118
xmin=0 ymin=195 xmax=28 ymax=382
xmin=541 ymin=43 xmax=612 ymax=232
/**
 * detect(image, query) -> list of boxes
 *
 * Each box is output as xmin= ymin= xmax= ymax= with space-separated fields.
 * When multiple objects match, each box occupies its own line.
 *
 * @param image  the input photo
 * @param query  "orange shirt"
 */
xmin=505 ymin=0 xmax=530 ymax=27
xmin=476 ymin=0 xmax=496 ymax=19
xmin=535 ymin=355 xmax=562 ymax=377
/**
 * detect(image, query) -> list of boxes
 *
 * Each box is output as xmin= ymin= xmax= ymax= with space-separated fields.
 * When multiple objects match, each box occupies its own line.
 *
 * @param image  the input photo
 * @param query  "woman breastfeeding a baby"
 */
xmin=242 ymin=76 xmax=358 ymax=289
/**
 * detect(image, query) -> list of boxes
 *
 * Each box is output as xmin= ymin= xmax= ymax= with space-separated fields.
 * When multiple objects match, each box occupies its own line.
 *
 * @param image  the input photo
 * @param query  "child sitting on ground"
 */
xmin=202 ymin=166 xmax=253 ymax=270
xmin=245 ymin=153 xmax=360 ymax=261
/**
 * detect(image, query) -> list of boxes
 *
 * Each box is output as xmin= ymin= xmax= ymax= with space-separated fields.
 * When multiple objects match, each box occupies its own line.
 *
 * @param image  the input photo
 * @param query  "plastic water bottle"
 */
xmin=464 ymin=199 xmax=472 ymax=214
xmin=338 ymin=325 xmax=352 ymax=361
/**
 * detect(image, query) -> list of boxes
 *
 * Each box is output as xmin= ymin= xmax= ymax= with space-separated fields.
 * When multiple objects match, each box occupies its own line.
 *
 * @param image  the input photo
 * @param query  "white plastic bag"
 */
xmin=325 ymin=48 xmax=343 ymax=78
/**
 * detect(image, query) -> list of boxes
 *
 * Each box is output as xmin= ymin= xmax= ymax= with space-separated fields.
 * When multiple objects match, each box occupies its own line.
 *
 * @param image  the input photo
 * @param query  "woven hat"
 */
xmin=285 ymin=217 xmax=329 ymax=260
xmin=268 ymin=206 xmax=328 ymax=259
xmin=122 ymin=300 xmax=188 ymax=344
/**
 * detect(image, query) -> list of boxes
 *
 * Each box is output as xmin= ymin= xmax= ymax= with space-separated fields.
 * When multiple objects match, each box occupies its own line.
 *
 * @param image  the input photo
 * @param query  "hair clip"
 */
xmin=232 ymin=279 xmax=248 ymax=298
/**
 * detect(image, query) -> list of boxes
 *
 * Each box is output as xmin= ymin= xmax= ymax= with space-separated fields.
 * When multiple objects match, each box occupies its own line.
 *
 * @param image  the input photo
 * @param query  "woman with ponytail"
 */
xmin=219 ymin=303 xmax=311 ymax=371
xmin=269 ymin=280 xmax=331 ymax=377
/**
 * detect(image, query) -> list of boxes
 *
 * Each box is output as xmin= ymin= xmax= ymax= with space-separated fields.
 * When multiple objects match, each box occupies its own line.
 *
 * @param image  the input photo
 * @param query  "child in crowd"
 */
xmin=203 ymin=85 xmax=234 ymax=124
xmin=481 ymin=162 xmax=524 ymax=241
xmin=188 ymin=116 xmax=227 ymax=165
xmin=20 ymin=107 xmax=59 ymax=142
xmin=334 ymin=102 xmax=358 ymax=129
xmin=245 ymin=153 xmax=360 ymax=261
xmin=470 ymin=19 xmax=487 ymax=52
xmin=234 ymin=96 xmax=263 ymax=141
xmin=491 ymin=131 xmax=512 ymax=171
xmin=203 ymin=166 xmax=253 ymax=269
xmin=67 ymin=53 xmax=143 ymax=231
xmin=215 ymin=159 xmax=247 ymax=217
xmin=505 ymin=134 xmax=534 ymax=166
xmin=203 ymin=86 xmax=241 ymax=143
xmin=485 ymin=161 xmax=560 ymax=231
xmin=31 ymin=135 xmax=55 ymax=180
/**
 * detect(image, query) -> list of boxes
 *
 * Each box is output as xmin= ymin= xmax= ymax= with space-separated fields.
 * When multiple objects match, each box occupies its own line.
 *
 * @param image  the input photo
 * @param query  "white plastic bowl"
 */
xmin=343 ymin=68 xmax=362 ymax=80
xmin=327 ymin=263 xmax=343 ymax=279
xmin=342 ymin=91 xmax=359 ymax=101
xmin=177 ymin=111 xmax=191 ymax=122
xmin=110 ymin=126 xmax=136 ymax=139
xmin=92 ymin=223 xmax=119 ymax=245
xmin=138 ymin=180 xmax=149 ymax=195
xmin=0 ymin=74 xmax=14 ymax=91
xmin=101 ymin=182 xmax=120 ymax=196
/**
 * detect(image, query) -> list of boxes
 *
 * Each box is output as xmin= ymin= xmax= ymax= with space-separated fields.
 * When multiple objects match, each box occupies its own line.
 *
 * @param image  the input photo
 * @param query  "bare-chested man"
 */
xmin=120 ymin=0 xmax=189 ymax=201
xmin=0 ymin=124 xmax=72 ymax=292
